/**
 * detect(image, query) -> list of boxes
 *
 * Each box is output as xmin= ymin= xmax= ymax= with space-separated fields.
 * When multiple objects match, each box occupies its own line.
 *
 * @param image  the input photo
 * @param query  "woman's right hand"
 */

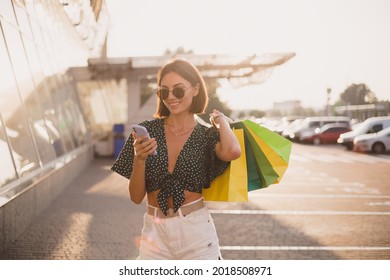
xmin=132 ymin=133 xmax=157 ymax=160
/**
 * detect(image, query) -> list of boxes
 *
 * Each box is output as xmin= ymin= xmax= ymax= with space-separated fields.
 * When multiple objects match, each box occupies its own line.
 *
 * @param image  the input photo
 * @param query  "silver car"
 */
xmin=353 ymin=126 xmax=390 ymax=154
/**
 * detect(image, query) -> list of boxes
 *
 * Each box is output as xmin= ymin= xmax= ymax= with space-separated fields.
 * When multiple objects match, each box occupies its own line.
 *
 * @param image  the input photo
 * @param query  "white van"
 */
xmin=290 ymin=116 xmax=351 ymax=142
xmin=337 ymin=116 xmax=390 ymax=150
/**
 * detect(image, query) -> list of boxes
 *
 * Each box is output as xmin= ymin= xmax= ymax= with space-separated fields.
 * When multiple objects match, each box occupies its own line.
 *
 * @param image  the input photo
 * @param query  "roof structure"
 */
xmin=87 ymin=53 xmax=295 ymax=86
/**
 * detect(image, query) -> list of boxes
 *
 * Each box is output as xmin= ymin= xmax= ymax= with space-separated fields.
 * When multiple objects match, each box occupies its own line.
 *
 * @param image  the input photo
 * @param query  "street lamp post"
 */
xmin=326 ymin=87 xmax=332 ymax=116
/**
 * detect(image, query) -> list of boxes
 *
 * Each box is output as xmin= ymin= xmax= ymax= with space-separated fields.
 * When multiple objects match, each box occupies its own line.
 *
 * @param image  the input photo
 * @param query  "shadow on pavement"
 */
xmin=1 ymin=158 xmax=339 ymax=260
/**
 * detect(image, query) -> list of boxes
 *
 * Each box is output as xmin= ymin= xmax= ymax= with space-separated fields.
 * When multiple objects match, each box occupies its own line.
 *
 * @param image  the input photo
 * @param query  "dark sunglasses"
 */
xmin=157 ymin=86 xmax=192 ymax=100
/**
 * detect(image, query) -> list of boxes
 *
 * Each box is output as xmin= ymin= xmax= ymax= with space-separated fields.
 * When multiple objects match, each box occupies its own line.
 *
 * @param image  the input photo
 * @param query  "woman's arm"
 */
xmin=128 ymin=158 xmax=147 ymax=204
xmin=211 ymin=109 xmax=241 ymax=162
xmin=128 ymin=134 xmax=157 ymax=204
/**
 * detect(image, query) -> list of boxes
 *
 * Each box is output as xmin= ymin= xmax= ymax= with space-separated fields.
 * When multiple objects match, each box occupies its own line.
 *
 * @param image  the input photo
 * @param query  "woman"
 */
xmin=111 ymin=58 xmax=241 ymax=259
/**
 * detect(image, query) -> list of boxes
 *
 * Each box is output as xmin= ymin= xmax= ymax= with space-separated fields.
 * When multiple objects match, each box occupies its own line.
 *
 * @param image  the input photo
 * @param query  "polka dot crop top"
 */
xmin=111 ymin=118 xmax=230 ymax=215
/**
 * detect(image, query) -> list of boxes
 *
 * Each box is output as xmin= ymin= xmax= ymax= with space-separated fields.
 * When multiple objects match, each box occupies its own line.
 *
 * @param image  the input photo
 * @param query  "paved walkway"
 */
xmin=1 ymin=158 xmax=143 ymax=260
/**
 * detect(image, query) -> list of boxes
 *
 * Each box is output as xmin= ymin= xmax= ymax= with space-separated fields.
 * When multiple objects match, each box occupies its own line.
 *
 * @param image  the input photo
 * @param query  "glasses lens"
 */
xmin=157 ymin=87 xmax=187 ymax=100
xmin=159 ymin=88 xmax=169 ymax=100
xmin=172 ymin=88 xmax=185 ymax=99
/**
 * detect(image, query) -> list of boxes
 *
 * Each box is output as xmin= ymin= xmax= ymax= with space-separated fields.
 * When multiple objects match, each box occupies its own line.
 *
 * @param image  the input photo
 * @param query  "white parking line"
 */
xmin=220 ymin=246 xmax=390 ymax=251
xmin=345 ymin=153 xmax=390 ymax=163
xmin=274 ymin=181 xmax=366 ymax=187
xmin=248 ymin=193 xmax=390 ymax=199
xmin=210 ymin=209 xmax=390 ymax=215
xmin=290 ymin=154 xmax=310 ymax=162
xmin=291 ymin=152 xmax=390 ymax=164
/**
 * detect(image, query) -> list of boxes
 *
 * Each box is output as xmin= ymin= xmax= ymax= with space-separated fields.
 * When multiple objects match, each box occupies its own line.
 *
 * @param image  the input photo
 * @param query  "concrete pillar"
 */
xmin=127 ymin=75 xmax=141 ymax=124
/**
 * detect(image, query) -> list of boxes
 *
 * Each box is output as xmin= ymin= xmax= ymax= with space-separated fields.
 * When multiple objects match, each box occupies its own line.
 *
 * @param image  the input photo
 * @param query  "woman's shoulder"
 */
xmin=195 ymin=117 xmax=211 ymax=129
xmin=196 ymin=120 xmax=219 ymax=138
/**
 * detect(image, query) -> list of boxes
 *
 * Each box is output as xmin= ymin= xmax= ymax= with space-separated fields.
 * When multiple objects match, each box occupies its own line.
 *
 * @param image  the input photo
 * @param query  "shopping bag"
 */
xmin=203 ymin=127 xmax=248 ymax=202
xmin=230 ymin=122 xmax=262 ymax=191
xmin=203 ymin=119 xmax=292 ymax=202
xmin=242 ymin=119 xmax=291 ymax=188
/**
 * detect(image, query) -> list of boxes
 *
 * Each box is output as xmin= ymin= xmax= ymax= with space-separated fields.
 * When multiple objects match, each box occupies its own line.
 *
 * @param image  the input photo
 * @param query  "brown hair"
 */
xmin=154 ymin=58 xmax=208 ymax=118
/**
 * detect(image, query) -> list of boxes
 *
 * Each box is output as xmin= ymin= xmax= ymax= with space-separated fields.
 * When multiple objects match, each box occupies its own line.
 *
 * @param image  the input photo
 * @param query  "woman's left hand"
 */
xmin=209 ymin=109 xmax=227 ymax=128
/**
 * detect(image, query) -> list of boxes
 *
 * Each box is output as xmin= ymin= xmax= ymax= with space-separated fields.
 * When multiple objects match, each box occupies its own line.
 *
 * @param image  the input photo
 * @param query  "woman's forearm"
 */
xmin=128 ymin=158 xmax=147 ymax=204
xmin=215 ymin=117 xmax=241 ymax=161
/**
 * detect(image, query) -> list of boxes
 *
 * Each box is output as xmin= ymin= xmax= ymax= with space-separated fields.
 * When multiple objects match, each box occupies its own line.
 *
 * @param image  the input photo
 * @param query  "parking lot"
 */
xmin=1 ymin=142 xmax=389 ymax=260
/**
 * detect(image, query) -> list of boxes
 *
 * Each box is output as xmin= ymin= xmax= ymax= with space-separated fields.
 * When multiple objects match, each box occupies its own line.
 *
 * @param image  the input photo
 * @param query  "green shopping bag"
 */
xmin=243 ymin=120 xmax=291 ymax=186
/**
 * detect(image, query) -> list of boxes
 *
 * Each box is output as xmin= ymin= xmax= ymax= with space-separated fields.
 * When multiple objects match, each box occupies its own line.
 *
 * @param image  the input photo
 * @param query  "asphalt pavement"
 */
xmin=0 ymin=154 xmax=388 ymax=260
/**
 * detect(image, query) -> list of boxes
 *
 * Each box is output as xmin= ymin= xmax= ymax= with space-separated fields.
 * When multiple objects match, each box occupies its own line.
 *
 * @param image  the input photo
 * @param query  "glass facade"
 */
xmin=76 ymin=78 xmax=128 ymax=139
xmin=0 ymin=0 xmax=107 ymax=204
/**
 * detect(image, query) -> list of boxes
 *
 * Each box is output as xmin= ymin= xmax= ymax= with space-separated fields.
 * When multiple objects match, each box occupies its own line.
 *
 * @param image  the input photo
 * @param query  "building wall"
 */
xmin=0 ymin=0 xmax=108 ymax=253
xmin=0 ymin=146 xmax=93 ymax=253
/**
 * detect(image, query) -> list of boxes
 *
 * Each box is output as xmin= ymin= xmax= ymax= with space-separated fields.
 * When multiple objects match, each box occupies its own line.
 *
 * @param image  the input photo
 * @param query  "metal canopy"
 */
xmin=87 ymin=53 xmax=295 ymax=86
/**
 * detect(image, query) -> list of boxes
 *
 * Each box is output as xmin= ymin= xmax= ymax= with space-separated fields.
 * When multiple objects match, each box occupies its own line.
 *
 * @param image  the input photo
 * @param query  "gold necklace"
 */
xmin=165 ymin=122 xmax=196 ymax=136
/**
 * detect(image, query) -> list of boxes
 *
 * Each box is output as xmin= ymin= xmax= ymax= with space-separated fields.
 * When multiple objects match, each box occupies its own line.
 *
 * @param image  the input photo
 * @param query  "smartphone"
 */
xmin=131 ymin=124 xmax=157 ymax=155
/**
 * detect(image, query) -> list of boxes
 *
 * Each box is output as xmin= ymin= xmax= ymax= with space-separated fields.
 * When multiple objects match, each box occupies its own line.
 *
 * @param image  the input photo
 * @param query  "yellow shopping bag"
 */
xmin=203 ymin=128 xmax=248 ymax=202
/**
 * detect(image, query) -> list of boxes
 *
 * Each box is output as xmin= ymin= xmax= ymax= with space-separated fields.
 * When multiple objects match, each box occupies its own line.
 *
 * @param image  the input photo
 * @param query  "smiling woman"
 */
xmin=111 ymin=58 xmax=241 ymax=259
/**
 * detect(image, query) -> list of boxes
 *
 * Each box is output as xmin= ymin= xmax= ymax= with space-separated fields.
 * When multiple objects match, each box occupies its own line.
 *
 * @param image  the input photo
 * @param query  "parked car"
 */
xmin=289 ymin=116 xmax=350 ymax=142
xmin=301 ymin=123 xmax=351 ymax=145
xmin=274 ymin=116 xmax=303 ymax=135
xmin=353 ymin=126 xmax=390 ymax=154
xmin=337 ymin=116 xmax=390 ymax=150
xmin=281 ymin=118 xmax=304 ymax=140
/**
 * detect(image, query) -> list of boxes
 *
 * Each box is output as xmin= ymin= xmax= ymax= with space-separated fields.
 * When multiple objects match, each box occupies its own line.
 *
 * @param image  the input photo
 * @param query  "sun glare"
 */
xmin=106 ymin=0 xmax=390 ymax=110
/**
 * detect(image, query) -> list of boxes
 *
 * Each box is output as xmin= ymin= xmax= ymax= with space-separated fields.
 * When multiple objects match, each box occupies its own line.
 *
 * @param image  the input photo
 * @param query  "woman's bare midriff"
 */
xmin=147 ymin=189 xmax=203 ymax=208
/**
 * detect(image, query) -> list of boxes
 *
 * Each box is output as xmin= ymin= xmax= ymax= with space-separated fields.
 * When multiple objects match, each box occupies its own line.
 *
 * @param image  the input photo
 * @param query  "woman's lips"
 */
xmin=167 ymin=100 xmax=180 ymax=107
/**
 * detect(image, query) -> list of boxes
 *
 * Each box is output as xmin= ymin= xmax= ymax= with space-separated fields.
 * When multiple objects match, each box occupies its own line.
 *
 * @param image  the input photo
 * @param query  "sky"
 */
xmin=105 ymin=0 xmax=390 ymax=111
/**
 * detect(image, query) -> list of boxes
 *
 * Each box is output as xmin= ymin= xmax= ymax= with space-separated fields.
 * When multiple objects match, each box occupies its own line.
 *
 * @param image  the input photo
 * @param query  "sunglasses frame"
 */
xmin=157 ymin=85 xmax=193 ymax=100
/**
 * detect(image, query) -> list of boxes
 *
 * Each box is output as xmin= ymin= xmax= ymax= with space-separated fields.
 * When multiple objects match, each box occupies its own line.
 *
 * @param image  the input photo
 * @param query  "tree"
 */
xmin=249 ymin=109 xmax=266 ymax=118
xmin=339 ymin=83 xmax=377 ymax=105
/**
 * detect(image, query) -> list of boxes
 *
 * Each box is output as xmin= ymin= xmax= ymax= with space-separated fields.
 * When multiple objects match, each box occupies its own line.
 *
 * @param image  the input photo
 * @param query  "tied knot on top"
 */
xmin=157 ymin=174 xmax=185 ymax=215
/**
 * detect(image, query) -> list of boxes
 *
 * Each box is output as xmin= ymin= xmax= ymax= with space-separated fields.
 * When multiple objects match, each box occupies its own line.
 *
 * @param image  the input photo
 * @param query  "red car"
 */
xmin=302 ymin=124 xmax=351 ymax=145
